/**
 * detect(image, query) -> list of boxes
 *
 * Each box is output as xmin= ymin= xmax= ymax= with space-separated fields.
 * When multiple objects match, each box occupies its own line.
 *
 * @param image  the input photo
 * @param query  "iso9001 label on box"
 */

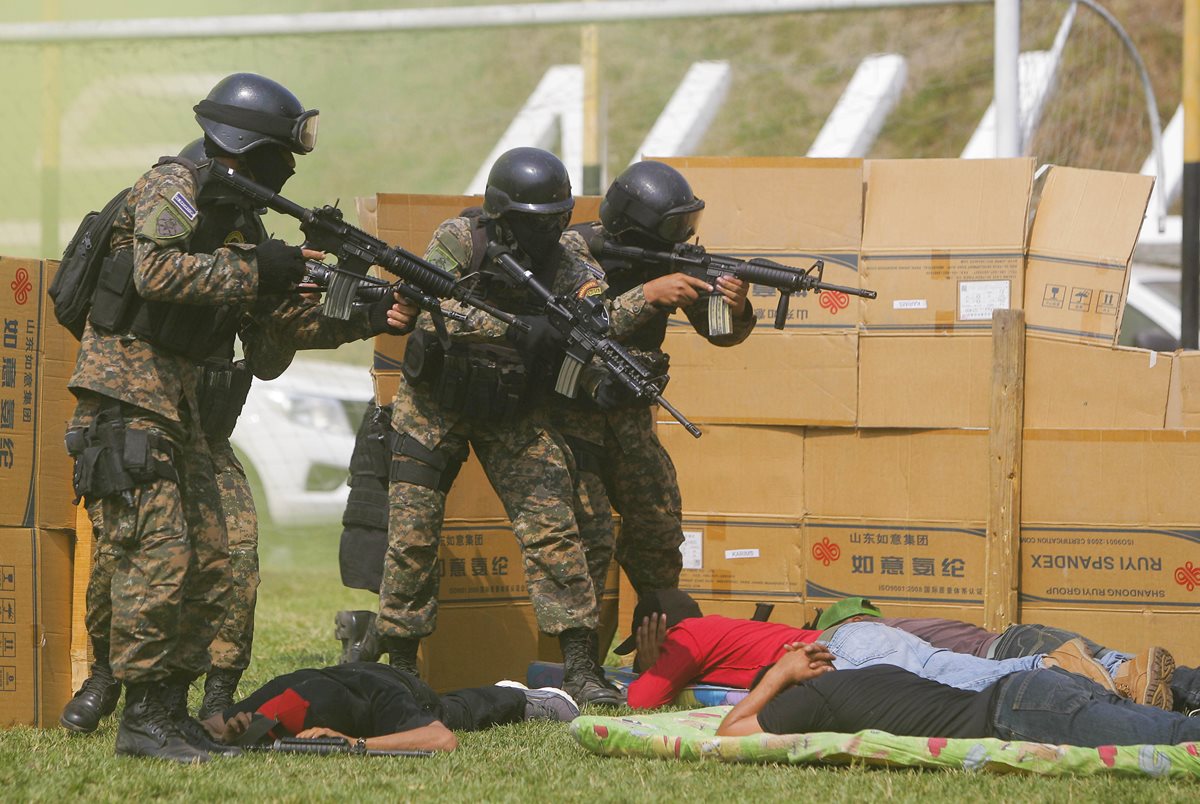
xmin=959 ymin=279 xmax=1011 ymax=321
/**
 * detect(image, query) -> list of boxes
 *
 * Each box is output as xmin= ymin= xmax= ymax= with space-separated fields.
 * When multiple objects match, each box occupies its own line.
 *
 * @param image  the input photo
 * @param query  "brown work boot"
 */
xmin=1041 ymin=638 xmax=1117 ymax=692
xmin=1113 ymin=647 xmax=1176 ymax=710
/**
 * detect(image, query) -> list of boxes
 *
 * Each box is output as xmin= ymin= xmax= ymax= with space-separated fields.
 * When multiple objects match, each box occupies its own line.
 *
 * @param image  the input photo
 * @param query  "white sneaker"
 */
xmin=494 ymin=679 xmax=529 ymax=690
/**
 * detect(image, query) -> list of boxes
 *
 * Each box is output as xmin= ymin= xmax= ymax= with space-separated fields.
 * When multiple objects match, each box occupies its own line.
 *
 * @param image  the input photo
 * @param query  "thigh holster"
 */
xmin=64 ymin=399 xmax=178 ymax=505
xmin=387 ymin=433 xmax=463 ymax=494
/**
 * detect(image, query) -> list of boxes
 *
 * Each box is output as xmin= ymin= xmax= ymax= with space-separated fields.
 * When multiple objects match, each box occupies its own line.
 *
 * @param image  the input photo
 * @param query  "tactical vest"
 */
xmin=89 ymin=156 xmax=264 ymax=362
xmin=399 ymin=216 xmax=558 ymax=421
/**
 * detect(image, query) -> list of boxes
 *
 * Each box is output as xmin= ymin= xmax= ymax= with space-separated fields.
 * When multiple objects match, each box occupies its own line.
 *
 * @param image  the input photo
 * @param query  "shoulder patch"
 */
xmin=170 ymin=191 xmax=199 ymax=221
xmin=436 ymin=228 xmax=470 ymax=269
xmin=224 ymin=230 xmax=246 ymax=245
xmin=142 ymin=202 xmax=192 ymax=242
xmin=576 ymin=278 xmax=603 ymax=299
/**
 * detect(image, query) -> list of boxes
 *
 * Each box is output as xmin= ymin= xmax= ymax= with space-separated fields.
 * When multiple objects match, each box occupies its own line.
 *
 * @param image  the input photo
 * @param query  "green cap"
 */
xmin=815 ymin=596 xmax=883 ymax=631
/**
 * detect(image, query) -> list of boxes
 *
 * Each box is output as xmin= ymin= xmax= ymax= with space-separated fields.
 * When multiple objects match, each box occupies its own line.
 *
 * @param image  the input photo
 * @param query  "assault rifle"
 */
xmin=207 ymin=164 xmax=524 ymax=339
xmin=587 ymin=234 xmax=877 ymax=335
xmin=485 ymin=243 xmax=701 ymax=439
xmin=268 ymin=736 xmax=435 ymax=758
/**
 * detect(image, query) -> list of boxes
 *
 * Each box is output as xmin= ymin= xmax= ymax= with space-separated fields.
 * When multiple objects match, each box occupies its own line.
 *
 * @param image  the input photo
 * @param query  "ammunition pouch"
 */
xmin=197 ymin=359 xmax=254 ymax=441
xmin=402 ymin=329 xmax=531 ymax=422
xmin=88 ymin=246 xmax=241 ymax=361
xmin=387 ymin=433 xmax=464 ymax=493
xmin=65 ymin=400 xmax=178 ymax=506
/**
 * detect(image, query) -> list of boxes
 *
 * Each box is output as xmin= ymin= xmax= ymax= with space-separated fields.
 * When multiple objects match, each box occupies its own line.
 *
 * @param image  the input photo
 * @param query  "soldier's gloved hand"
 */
xmin=506 ymin=315 xmax=566 ymax=360
xmin=591 ymin=373 xmax=640 ymax=410
xmin=255 ymin=239 xmax=306 ymax=293
xmin=370 ymin=290 xmax=418 ymax=336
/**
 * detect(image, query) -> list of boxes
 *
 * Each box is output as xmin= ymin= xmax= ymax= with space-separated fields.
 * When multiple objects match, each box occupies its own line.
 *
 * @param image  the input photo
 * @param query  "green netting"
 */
xmin=572 ymin=706 xmax=1200 ymax=780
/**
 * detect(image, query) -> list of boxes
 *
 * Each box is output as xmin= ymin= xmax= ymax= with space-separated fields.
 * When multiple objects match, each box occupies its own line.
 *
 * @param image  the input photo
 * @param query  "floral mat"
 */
xmin=571 ymin=706 xmax=1200 ymax=779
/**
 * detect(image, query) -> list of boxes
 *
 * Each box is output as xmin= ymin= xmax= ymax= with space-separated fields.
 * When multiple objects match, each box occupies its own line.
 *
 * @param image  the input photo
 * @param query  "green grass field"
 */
xmin=1 ymin=521 xmax=1196 ymax=802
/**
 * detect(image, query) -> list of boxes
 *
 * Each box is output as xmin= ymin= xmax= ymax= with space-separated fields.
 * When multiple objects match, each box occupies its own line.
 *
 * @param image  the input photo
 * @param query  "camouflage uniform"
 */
xmin=205 ymin=292 xmax=380 ymax=672
xmin=68 ymin=162 xmax=257 ymax=684
xmin=378 ymin=217 xmax=655 ymax=640
xmin=572 ymin=222 xmax=756 ymax=593
xmin=71 ymin=160 xmax=380 ymax=683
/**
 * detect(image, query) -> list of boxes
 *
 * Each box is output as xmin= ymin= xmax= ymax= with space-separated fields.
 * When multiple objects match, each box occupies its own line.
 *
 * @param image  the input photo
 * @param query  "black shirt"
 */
xmin=756 ymin=665 xmax=999 ymax=738
xmin=230 ymin=663 xmax=440 ymax=737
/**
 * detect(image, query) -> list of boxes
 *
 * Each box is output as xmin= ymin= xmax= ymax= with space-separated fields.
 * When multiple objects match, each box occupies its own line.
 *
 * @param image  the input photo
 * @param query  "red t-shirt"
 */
xmin=626 ymin=616 xmax=822 ymax=709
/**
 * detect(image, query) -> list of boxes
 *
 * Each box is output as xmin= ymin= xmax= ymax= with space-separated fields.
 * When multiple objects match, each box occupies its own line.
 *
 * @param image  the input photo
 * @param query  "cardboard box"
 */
xmin=370 ymin=194 xmax=603 ymax=370
xmin=421 ymin=517 xmax=617 ymax=691
xmin=1166 ymin=350 xmax=1200 ymax=429
xmin=803 ymin=518 xmax=987 ymax=609
xmin=1019 ymin=525 xmax=1198 ymax=609
xmin=857 ymin=334 xmax=992 ymax=428
xmin=1025 ymin=337 xmax=1169 ymax=429
xmin=861 ymin=158 xmax=1033 ymax=334
xmin=1 ymin=258 xmax=78 ymax=531
xmin=656 ymin=422 xmax=804 ymax=517
xmin=1021 ymin=429 xmax=1200 ymax=526
xmin=804 ymin=428 xmax=990 ymax=522
xmin=0 ymin=527 xmax=73 ymax=728
xmin=70 ymin=503 xmax=92 ymax=691
xmin=1023 ymin=166 xmax=1154 ymax=345
xmin=675 ymin=515 xmax=802 ymax=599
xmin=658 ymin=329 xmax=857 ymax=426
xmin=1011 ymin=607 xmax=1200 ymax=668
xmin=661 ymin=157 xmax=866 ymax=332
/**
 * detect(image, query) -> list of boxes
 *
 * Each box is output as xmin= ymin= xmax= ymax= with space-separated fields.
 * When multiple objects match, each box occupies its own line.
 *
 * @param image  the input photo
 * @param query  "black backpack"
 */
xmin=48 ymin=187 xmax=130 ymax=339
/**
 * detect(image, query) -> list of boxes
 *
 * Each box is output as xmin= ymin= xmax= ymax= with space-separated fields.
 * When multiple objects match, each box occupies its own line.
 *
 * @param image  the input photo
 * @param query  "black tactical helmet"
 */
xmin=177 ymin=138 xmax=207 ymax=164
xmin=194 ymin=73 xmax=318 ymax=155
xmin=600 ymin=160 xmax=705 ymax=245
xmin=483 ymin=147 xmax=575 ymax=218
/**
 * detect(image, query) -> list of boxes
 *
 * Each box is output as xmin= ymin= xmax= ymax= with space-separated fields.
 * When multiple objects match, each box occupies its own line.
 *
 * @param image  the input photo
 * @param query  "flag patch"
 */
xmin=170 ymin=191 xmax=199 ymax=221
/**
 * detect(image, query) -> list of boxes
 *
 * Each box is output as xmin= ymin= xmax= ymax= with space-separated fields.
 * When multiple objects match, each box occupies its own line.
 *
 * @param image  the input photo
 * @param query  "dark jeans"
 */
xmin=991 ymin=668 xmax=1200 ymax=746
xmin=991 ymin=624 xmax=1109 ymax=662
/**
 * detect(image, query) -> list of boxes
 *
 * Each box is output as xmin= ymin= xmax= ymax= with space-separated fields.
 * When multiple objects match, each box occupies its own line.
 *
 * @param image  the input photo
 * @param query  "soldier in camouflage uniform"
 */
xmin=375 ymin=148 xmax=657 ymax=706
xmin=572 ymin=161 xmax=753 ymax=595
xmin=62 ymin=118 xmax=415 ymax=748
xmin=61 ymin=73 xmax=410 ymax=764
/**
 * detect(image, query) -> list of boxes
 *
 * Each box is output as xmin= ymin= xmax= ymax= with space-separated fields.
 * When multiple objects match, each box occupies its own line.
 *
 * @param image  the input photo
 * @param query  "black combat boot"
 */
xmin=198 ymin=668 xmax=243 ymax=721
xmin=60 ymin=642 xmax=122 ymax=734
xmin=559 ymin=627 xmax=623 ymax=707
xmin=335 ymin=610 xmax=381 ymax=664
xmin=115 ymin=683 xmax=210 ymax=763
xmin=380 ymin=635 xmax=420 ymax=676
xmin=161 ymin=676 xmax=242 ymax=758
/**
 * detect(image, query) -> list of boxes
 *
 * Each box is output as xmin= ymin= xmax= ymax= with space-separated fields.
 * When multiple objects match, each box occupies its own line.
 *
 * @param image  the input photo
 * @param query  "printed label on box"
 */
xmin=958 ymin=279 xmax=1010 ymax=321
xmin=805 ymin=521 xmax=986 ymax=605
xmin=725 ymin=548 xmax=760 ymax=560
xmin=1021 ymin=527 xmax=1200 ymax=607
xmin=893 ymin=299 xmax=927 ymax=310
xmin=680 ymin=530 xmax=703 ymax=570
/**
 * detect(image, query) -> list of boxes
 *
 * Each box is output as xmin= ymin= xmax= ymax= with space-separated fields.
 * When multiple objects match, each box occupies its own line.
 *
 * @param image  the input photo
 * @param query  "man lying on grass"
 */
xmin=622 ymin=591 xmax=1174 ymax=711
xmin=716 ymin=643 xmax=1200 ymax=747
xmin=200 ymin=662 xmax=578 ymax=753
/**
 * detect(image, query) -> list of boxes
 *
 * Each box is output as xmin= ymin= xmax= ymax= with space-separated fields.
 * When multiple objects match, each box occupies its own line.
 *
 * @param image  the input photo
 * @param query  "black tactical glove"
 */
xmin=255 ymin=239 xmax=306 ymax=293
xmin=369 ymin=291 xmax=416 ymax=336
xmin=506 ymin=315 xmax=566 ymax=361
xmin=591 ymin=373 xmax=640 ymax=410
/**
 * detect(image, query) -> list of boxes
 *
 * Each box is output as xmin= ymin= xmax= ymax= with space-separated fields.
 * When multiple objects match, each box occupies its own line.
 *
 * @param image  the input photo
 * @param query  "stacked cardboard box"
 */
xmin=0 ymin=257 xmax=78 ymax=727
xmin=642 ymin=157 xmax=1200 ymax=666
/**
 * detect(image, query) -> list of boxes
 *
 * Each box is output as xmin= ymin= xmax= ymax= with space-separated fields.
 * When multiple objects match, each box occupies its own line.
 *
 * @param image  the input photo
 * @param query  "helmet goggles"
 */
xmin=193 ymin=100 xmax=319 ymax=153
xmin=605 ymin=183 xmax=704 ymax=244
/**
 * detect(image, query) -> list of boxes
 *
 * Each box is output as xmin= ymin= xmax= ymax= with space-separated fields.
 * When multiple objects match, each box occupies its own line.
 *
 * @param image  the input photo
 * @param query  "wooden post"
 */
xmin=984 ymin=309 xmax=1024 ymax=632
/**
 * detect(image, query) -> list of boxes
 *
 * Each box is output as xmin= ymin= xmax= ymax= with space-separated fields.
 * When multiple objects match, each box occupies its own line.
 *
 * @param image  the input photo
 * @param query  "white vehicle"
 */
xmin=1120 ymin=264 xmax=1187 ymax=350
xmin=230 ymin=357 xmax=373 ymax=526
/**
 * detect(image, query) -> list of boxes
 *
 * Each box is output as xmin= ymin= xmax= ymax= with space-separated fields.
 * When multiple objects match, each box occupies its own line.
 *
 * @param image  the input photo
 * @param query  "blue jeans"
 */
xmin=826 ymin=621 xmax=1040 ymax=691
xmin=992 ymin=668 xmax=1200 ymax=746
